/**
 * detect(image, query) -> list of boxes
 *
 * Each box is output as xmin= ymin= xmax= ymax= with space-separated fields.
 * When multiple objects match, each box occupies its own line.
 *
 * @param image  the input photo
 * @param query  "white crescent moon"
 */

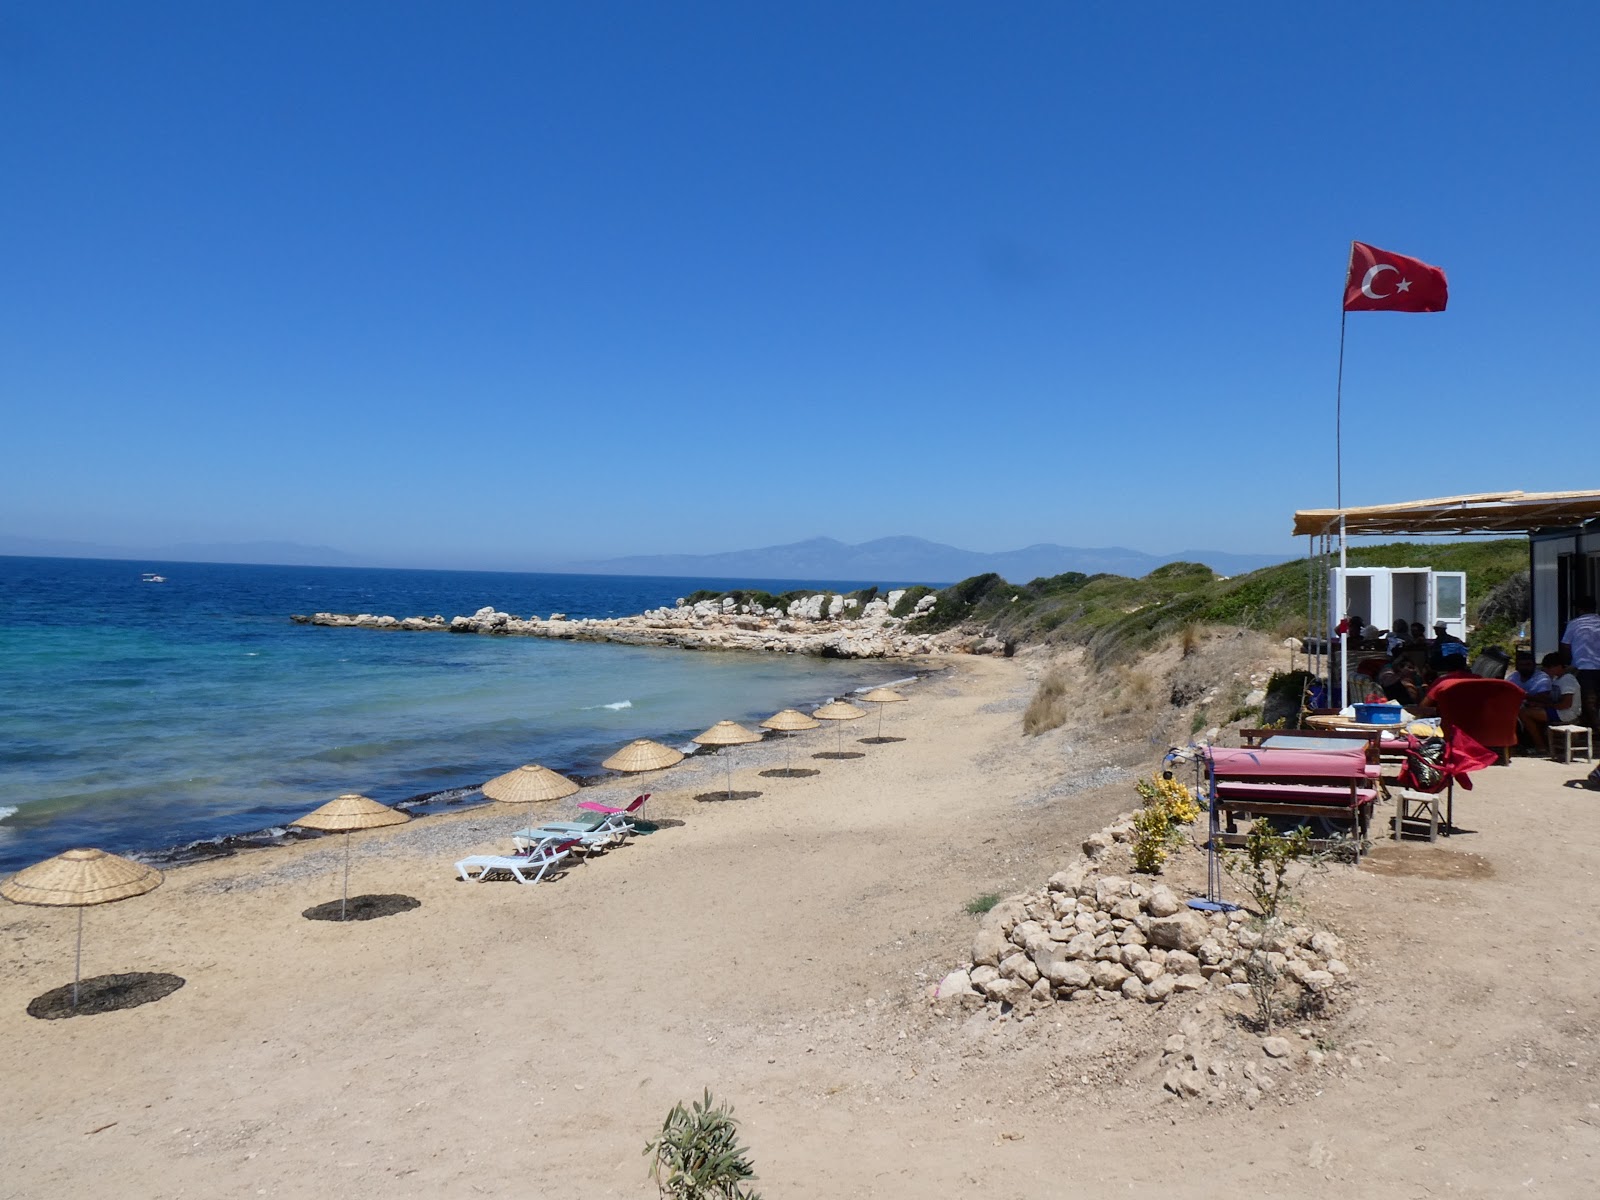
xmin=1361 ymin=263 xmax=1398 ymax=299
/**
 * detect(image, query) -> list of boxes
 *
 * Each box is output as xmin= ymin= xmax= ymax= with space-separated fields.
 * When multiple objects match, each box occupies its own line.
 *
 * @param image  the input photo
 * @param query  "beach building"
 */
xmin=1294 ymin=489 xmax=1600 ymax=661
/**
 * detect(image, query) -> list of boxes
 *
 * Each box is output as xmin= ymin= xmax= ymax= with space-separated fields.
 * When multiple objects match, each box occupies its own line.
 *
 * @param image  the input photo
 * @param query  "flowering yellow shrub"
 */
xmin=1130 ymin=773 xmax=1202 ymax=873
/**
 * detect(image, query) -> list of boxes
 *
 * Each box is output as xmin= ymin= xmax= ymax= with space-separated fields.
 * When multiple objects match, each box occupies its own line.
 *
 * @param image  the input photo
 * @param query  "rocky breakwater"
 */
xmin=290 ymin=589 xmax=998 ymax=659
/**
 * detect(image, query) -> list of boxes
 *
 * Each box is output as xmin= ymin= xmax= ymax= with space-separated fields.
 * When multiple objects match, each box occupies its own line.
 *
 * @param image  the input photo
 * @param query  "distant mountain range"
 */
xmin=0 ymin=535 xmax=361 ymax=568
xmin=578 ymin=536 xmax=1289 ymax=585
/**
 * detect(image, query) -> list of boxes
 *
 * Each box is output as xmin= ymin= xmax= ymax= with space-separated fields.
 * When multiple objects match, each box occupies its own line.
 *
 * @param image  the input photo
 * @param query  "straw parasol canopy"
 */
xmin=1 ymin=849 xmax=163 ymax=1011
xmin=693 ymin=720 xmax=762 ymax=748
xmin=291 ymin=794 xmax=410 ymax=921
xmin=859 ymin=687 xmax=907 ymax=705
xmin=813 ymin=700 xmax=866 ymax=721
xmin=761 ymin=708 xmax=820 ymax=732
xmin=603 ymin=738 xmax=685 ymax=774
xmin=483 ymin=763 xmax=580 ymax=805
xmin=292 ymin=793 xmax=411 ymax=832
xmin=1 ymin=848 xmax=162 ymax=908
xmin=813 ymin=700 xmax=866 ymax=755
xmin=693 ymin=721 xmax=762 ymax=801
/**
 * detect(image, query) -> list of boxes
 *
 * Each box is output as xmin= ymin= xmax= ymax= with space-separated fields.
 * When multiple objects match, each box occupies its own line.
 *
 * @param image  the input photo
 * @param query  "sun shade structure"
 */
xmin=760 ymin=709 xmax=820 ymax=773
xmin=291 ymin=794 xmax=410 ymax=922
xmin=813 ymin=700 xmax=867 ymax=754
xmin=603 ymin=738 xmax=685 ymax=774
xmin=859 ymin=687 xmax=908 ymax=738
xmin=1 ymin=848 xmax=163 ymax=1011
xmin=761 ymin=708 xmax=821 ymax=732
xmin=483 ymin=763 xmax=581 ymax=805
xmin=1292 ymin=490 xmax=1600 ymax=538
xmin=693 ymin=721 xmax=763 ymax=801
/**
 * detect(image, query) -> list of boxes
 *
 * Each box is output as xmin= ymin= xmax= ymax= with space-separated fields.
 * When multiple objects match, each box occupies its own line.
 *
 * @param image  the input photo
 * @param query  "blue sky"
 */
xmin=4 ymin=3 xmax=1597 ymax=570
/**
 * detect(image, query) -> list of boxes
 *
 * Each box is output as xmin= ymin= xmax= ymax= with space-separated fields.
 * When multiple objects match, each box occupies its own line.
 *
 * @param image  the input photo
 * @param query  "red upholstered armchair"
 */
xmin=1432 ymin=677 xmax=1525 ymax=771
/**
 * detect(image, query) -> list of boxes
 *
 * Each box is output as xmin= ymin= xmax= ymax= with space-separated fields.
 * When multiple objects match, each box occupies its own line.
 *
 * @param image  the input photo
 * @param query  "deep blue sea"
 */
xmin=0 ymin=557 xmax=910 ymax=873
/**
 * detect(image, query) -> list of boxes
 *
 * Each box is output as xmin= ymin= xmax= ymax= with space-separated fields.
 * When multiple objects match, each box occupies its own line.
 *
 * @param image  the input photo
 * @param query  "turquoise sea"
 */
xmin=0 ymin=557 xmax=909 ymax=873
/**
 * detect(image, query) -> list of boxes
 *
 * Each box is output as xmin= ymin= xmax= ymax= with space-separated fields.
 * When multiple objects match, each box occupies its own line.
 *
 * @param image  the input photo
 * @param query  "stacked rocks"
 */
xmin=932 ymin=839 xmax=1347 ymax=1018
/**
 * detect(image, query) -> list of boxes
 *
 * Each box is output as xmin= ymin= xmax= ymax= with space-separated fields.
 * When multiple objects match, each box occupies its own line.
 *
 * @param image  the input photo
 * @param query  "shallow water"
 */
xmin=0 ymin=557 xmax=908 ymax=872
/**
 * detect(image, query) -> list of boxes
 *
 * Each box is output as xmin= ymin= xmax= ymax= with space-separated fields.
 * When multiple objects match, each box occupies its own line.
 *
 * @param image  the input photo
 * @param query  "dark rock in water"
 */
xmin=28 ymin=972 xmax=186 ymax=1019
xmin=302 ymin=893 xmax=421 ymax=922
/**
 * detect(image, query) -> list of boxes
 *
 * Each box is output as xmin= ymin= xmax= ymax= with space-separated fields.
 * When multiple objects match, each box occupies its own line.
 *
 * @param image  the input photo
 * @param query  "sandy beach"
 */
xmin=3 ymin=648 xmax=1598 ymax=1198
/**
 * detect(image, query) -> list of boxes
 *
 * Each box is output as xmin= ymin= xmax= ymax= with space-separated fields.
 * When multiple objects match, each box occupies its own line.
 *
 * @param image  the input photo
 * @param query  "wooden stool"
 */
xmin=1550 ymin=725 xmax=1594 ymax=764
xmin=1393 ymin=790 xmax=1441 ymax=843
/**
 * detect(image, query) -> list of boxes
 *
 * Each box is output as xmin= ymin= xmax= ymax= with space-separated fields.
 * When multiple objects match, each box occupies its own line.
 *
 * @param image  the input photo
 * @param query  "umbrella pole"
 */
xmin=342 ymin=832 xmax=351 ymax=922
xmin=877 ymin=705 xmax=885 ymax=738
xmin=73 ymin=905 xmax=83 ymax=1011
xmin=726 ymin=755 xmax=734 ymax=802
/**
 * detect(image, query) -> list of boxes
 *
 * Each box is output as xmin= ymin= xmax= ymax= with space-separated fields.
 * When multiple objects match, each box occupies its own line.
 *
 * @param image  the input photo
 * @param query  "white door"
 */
xmin=1431 ymin=572 xmax=1467 ymax=640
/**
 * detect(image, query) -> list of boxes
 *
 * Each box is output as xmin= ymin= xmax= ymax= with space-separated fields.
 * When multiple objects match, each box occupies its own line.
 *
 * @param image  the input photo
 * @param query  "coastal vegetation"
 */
xmin=908 ymin=538 xmax=1527 ymax=665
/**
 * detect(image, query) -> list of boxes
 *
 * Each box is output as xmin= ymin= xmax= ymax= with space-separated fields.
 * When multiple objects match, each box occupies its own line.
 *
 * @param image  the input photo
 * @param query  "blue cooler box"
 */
xmin=1353 ymin=703 xmax=1404 ymax=725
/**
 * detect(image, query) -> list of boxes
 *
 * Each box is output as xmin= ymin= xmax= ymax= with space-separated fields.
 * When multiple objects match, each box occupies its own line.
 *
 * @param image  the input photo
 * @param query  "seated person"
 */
xmin=1520 ymin=654 xmax=1581 ymax=753
xmin=1386 ymin=618 xmax=1412 ymax=654
xmin=1412 ymin=646 xmax=1476 ymax=718
xmin=1377 ymin=654 xmax=1424 ymax=706
xmin=1409 ymin=621 xmax=1428 ymax=644
xmin=1507 ymin=651 xmax=1553 ymax=702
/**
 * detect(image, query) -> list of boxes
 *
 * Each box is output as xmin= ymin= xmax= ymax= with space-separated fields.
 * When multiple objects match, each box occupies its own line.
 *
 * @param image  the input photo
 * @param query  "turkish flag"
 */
xmin=1343 ymin=242 xmax=1448 ymax=312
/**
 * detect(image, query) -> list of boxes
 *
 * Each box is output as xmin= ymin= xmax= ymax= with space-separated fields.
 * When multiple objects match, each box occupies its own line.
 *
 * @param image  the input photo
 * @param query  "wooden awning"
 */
xmin=1292 ymin=490 xmax=1600 ymax=538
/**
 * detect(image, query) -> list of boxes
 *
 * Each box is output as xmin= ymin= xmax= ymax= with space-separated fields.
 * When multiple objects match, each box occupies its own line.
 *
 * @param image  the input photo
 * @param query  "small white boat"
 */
xmin=141 ymin=573 xmax=166 ymax=583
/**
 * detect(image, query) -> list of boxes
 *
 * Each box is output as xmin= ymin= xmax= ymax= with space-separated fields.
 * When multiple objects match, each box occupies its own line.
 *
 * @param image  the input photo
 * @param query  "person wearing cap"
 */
xmin=1427 ymin=619 xmax=1467 ymax=674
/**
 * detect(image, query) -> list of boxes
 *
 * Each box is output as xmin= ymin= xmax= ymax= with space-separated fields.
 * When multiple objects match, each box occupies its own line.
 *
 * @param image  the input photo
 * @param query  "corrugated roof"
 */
xmin=1292 ymin=490 xmax=1600 ymax=537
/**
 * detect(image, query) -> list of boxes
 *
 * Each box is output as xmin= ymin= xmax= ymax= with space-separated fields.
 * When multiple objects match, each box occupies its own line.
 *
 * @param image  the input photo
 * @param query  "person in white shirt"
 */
xmin=1561 ymin=597 xmax=1600 ymax=730
xmin=1520 ymin=653 xmax=1581 ymax=752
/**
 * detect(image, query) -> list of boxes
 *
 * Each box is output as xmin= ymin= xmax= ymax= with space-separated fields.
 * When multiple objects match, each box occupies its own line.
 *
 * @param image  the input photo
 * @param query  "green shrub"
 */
xmin=645 ymin=1090 xmax=761 ymax=1200
xmin=890 ymin=585 xmax=936 ymax=619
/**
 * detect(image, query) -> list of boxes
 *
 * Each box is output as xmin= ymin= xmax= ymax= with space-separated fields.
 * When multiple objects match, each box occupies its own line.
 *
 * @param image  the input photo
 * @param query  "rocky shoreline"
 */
xmin=292 ymin=589 xmax=1013 ymax=659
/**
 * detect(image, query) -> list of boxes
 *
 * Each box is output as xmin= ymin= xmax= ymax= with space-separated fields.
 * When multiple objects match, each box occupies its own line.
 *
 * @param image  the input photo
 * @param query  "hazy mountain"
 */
xmin=578 ymin=536 xmax=1288 ymax=585
xmin=0 ymin=535 xmax=362 ymax=568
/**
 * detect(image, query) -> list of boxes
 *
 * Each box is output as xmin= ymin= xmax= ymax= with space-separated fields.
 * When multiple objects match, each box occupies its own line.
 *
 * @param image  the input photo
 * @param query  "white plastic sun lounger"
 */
xmin=455 ymin=838 xmax=577 ymax=884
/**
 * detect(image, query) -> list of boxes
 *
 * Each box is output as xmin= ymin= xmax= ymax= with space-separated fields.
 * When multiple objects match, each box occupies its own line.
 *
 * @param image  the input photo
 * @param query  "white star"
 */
xmin=1396 ymin=278 xmax=1412 ymax=292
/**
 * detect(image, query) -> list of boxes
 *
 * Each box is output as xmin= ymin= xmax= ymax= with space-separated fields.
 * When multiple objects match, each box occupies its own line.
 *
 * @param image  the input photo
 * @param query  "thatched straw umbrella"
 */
xmin=858 ymin=687 xmax=908 ymax=738
xmin=760 ymin=708 xmax=820 ymax=772
xmin=483 ymin=763 xmax=580 ymax=834
xmin=291 ymin=794 xmax=410 ymax=921
xmin=602 ymin=738 xmax=685 ymax=775
xmin=692 ymin=720 xmax=763 ymax=800
xmin=813 ymin=700 xmax=867 ymax=754
xmin=1 ymin=848 xmax=163 ymax=1011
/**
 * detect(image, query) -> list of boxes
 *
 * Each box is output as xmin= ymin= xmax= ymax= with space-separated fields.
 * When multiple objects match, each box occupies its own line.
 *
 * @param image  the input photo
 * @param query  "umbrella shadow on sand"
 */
xmin=759 ymin=767 xmax=820 ymax=779
xmin=303 ymin=893 xmax=422 ymax=921
xmin=28 ymin=972 xmax=185 ymax=1019
xmin=857 ymin=736 xmax=906 ymax=745
xmin=813 ymin=750 xmax=865 ymax=760
xmin=693 ymin=789 xmax=764 ymax=803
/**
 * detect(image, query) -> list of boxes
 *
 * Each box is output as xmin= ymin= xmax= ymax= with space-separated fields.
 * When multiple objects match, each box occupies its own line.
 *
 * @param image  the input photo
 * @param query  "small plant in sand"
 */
xmin=1243 ymin=949 xmax=1282 ymax=1033
xmin=645 ymin=1090 xmax=761 ymax=1200
xmin=1224 ymin=822 xmax=1318 ymax=919
xmin=1130 ymin=773 xmax=1202 ymax=873
xmin=965 ymin=892 xmax=1002 ymax=915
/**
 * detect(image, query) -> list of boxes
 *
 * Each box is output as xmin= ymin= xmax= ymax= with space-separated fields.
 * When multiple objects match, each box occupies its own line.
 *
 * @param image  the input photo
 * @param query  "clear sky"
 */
xmin=4 ymin=3 xmax=1596 ymax=570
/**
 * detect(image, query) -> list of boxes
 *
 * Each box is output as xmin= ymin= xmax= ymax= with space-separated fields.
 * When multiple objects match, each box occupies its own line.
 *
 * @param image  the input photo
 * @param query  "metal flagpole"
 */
xmin=1335 ymin=244 xmax=1353 ymax=710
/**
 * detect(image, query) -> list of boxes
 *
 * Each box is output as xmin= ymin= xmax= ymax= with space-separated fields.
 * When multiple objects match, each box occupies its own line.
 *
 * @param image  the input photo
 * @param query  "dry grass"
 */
xmin=1022 ymin=665 xmax=1072 ymax=736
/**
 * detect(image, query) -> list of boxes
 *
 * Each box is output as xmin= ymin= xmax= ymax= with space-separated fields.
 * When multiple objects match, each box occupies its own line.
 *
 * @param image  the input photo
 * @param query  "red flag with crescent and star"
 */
xmin=1343 ymin=242 xmax=1448 ymax=312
